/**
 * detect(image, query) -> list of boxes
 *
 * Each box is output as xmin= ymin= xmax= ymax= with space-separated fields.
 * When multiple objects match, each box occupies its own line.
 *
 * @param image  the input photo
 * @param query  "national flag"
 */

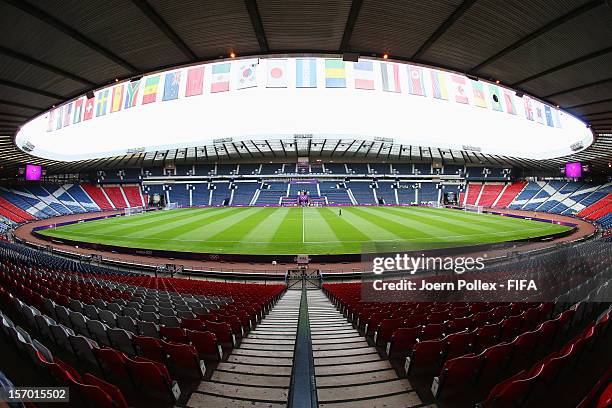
xmin=211 ymin=63 xmax=231 ymax=93
xmin=430 ymin=71 xmax=448 ymax=100
xmin=73 ymin=98 xmax=83 ymax=123
xmin=325 ymin=59 xmax=346 ymax=88
xmin=266 ymin=59 xmax=287 ymax=88
xmin=353 ymin=60 xmax=374 ymax=90
xmin=503 ymin=91 xmax=516 ymax=115
xmin=535 ymin=101 xmax=545 ymax=124
xmin=552 ymin=108 xmax=561 ymax=128
xmin=55 ymin=107 xmax=63 ymax=130
xmin=63 ymin=103 xmax=72 ymax=127
xmin=296 ymin=59 xmax=317 ymax=88
xmin=111 ymin=85 xmax=123 ymax=113
xmin=162 ymin=71 xmax=181 ymax=100
xmin=47 ymin=110 xmax=55 ymax=132
xmin=124 ymin=80 xmax=140 ymax=108
xmin=488 ymin=85 xmax=503 ymax=111
xmin=452 ymin=75 xmax=469 ymax=104
xmin=472 ymin=81 xmax=487 ymax=108
xmin=381 ymin=63 xmax=400 ymax=92
xmin=236 ymin=60 xmax=257 ymax=90
xmin=185 ymin=66 xmax=204 ymax=96
xmin=83 ymin=97 xmax=95 ymax=121
xmin=544 ymin=105 xmax=554 ymax=127
xmin=407 ymin=65 xmax=425 ymax=96
xmin=524 ymin=96 xmax=534 ymax=121
xmin=142 ymin=76 xmax=160 ymax=104
xmin=96 ymin=89 xmax=109 ymax=117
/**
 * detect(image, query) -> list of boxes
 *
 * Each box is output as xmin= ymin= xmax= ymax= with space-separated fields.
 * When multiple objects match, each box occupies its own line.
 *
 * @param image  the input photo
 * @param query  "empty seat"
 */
xmin=69 ymin=311 xmax=90 ymax=337
xmin=388 ymin=326 xmax=422 ymax=357
xmin=87 ymin=320 xmax=112 ymax=347
xmin=159 ymin=326 xmax=188 ymax=344
xmin=186 ymin=330 xmax=221 ymax=360
xmin=98 ymin=310 xmax=117 ymax=328
xmin=69 ymin=335 xmax=99 ymax=368
xmin=108 ymin=328 xmax=136 ymax=356
xmin=93 ymin=347 xmax=132 ymax=386
xmin=117 ymin=316 xmax=138 ymax=334
xmin=162 ymin=341 xmax=205 ymax=379
xmin=479 ymin=363 xmax=544 ymax=407
xmin=432 ymin=353 xmax=483 ymax=399
xmin=125 ymin=356 xmax=180 ymax=402
xmin=50 ymin=324 xmax=75 ymax=353
xmin=83 ymin=304 xmax=99 ymax=321
xmin=134 ymin=336 xmax=165 ymax=362
xmin=405 ymin=339 xmax=444 ymax=375
xmin=82 ymin=373 xmax=129 ymax=408
xmin=159 ymin=315 xmax=180 ymax=328
xmin=137 ymin=320 xmax=159 ymax=338
xmin=444 ymin=330 xmax=475 ymax=359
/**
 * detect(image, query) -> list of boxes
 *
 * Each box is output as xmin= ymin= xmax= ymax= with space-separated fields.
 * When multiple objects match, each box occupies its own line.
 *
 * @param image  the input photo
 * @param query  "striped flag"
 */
xmin=524 ymin=96 xmax=534 ymax=120
xmin=325 ymin=59 xmax=346 ymax=88
xmin=452 ymin=75 xmax=469 ymax=104
xmin=47 ymin=110 xmax=55 ymax=132
xmin=407 ymin=65 xmax=425 ymax=96
xmin=544 ymin=105 xmax=554 ymax=126
xmin=211 ymin=63 xmax=231 ymax=93
xmin=142 ymin=76 xmax=160 ymax=104
xmin=96 ymin=89 xmax=109 ymax=116
xmin=55 ymin=108 xmax=63 ymax=130
xmin=430 ymin=71 xmax=448 ymax=100
xmin=185 ymin=66 xmax=204 ymax=96
xmin=488 ymin=85 xmax=503 ymax=111
xmin=162 ymin=71 xmax=181 ymax=101
xmin=353 ymin=60 xmax=374 ymax=90
xmin=535 ymin=102 xmax=545 ymax=124
xmin=73 ymin=98 xmax=83 ymax=124
xmin=111 ymin=85 xmax=123 ymax=113
xmin=296 ymin=59 xmax=317 ymax=88
xmin=83 ymin=97 xmax=95 ymax=121
xmin=63 ymin=103 xmax=72 ymax=127
xmin=124 ymin=80 xmax=140 ymax=108
xmin=236 ymin=60 xmax=258 ymax=90
xmin=472 ymin=81 xmax=487 ymax=108
xmin=552 ymin=108 xmax=561 ymax=128
xmin=381 ymin=63 xmax=400 ymax=93
xmin=266 ymin=59 xmax=287 ymax=88
xmin=503 ymin=91 xmax=516 ymax=115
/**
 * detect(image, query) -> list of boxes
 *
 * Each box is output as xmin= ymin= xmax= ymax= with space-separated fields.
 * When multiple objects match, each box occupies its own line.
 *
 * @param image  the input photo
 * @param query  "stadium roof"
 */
xmin=0 ymin=0 xmax=611 ymax=176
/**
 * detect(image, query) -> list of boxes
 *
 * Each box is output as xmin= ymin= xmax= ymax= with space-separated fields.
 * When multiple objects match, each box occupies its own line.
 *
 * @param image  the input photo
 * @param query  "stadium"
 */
xmin=0 ymin=1 xmax=610 ymax=407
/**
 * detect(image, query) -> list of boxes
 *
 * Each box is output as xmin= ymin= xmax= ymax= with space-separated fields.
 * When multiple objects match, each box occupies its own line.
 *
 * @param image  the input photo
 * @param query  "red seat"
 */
xmin=93 ymin=348 xmax=132 ymax=385
xmin=420 ymin=323 xmax=445 ymax=341
xmin=535 ymin=319 xmax=559 ymax=351
xmin=405 ymin=339 xmax=444 ymax=375
xmin=375 ymin=318 xmax=403 ymax=346
xmin=82 ymin=373 xmax=129 ymax=408
xmin=445 ymin=316 xmax=473 ymax=334
xmin=432 ymin=353 xmax=483 ymax=399
xmin=522 ymin=307 xmax=540 ymax=331
xmin=187 ymin=330 xmax=221 ymax=360
xmin=474 ymin=322 xmax=502 ymax=352
xmin=181 ymin=318 xmax=206 ymax=332
xmin=479 ymin=342 xmax=513 ymax=379
xmin=511 ymin=329 xmax=540 ymax=362
xmin=444 ymin=330 xmax=474 ymax=359
xmin=500 ymin=315 xmax=523 ymax=340
xmin=479 ymin=363 xmax=544 ymax=407
xmin=205 ymin=321 xmax=234 ymax=347
xmin=125 ymin=356 xmax=180 ymax=402
xmin=134 ymin=336 xmax=165 ymax=362
xmin=159 ymin=326 xmax=188 ymax=344
xmin=69 ymin=376 xmax=116 ymax=408
xmin=217 ymin=313 xmax=244 ymax=337
xmin=403 ymin=313 xmax=427 ymax=328
xmin=162 ymin=341 xmax=205 ymax=379
xmin=388 ymin=326 xmax=422 ymax=357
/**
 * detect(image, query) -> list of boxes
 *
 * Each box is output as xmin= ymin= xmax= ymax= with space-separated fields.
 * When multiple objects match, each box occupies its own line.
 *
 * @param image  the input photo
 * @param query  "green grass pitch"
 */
xmin=38 ymin=206 xmax=572 ymax=255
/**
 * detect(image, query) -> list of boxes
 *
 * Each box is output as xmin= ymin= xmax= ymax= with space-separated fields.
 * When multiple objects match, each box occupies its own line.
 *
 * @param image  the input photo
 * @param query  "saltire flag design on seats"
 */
xmin=325 ymin=59 xmax=346 ymax=88
xmin=430 ymin=71 xmax=448 ymax=100
xmin=296 ymin=59 xmax=317 ymax=88
xmin=407 ymin=65 xmax=425 ymax=96
xmin=524 ymin=96 xmax=534 ymax=120
xmin=266 ymin=59 xmax=287 ymax=88
xmin=142 ymin=76 xmax=160 ymax=104
xmin=488 ymin=85 xmax=503 ymax=111
xmin=452 ymin=75 xmax=469 ymax=104
xmin=162 ymin=71 xmax=181 ymax=101
xmin=236 ymin=60 xmax=258 ymax=90
xmin=124 ymin=80 xmax=140 ymax=108
xmin=353 ymin=60 xmax=375 ymax=90
xmin=55 ymin=107 xmax=63 ymax=130
xmin=83 ymin=96 xmax=95 ymax=121
xmin=47 ymin=110 xmax=55 ymax=132
xmin=381 ymin=63 xmax=400 ymax=92
xmin=185 ymin=66 xmax=204 ymax=96
xmin=544 ymin=105 xmax=554 ymax=127
xmin=111 ymin=85 xmax=123 ymax=113
xmin=211 ymin=63 xmax=231 ymax=93
xmin=63 ymin=103 xmax=72 ymax=127
xmin=73 ymin=98 xmax=83 ymax=123
xmin=472 ymin=81 xmax=487 ymax=108
xmin=96 ymin=89 xmax=109 ymax=117
xmin=503 ymin=91 xmax=516 ymax=115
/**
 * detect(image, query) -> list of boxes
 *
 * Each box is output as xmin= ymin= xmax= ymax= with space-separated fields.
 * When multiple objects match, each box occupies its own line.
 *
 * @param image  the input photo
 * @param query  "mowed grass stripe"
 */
xmin=143 ymin=208 xmax=245 ymax=239
xmin=371 ymin=206 xmax=470 ymax=238
xmin=303 ymin=207 xmax=340 ymax=243
xmin=348 ymin=207 xmax=441 ymax=239
xmin=92 ymin=208 xmax=208 ymax=237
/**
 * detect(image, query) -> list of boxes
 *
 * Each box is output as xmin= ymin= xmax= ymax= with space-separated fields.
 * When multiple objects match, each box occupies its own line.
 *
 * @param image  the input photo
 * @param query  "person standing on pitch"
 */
xmin=339 ymin=208 xmax=342 ymax=216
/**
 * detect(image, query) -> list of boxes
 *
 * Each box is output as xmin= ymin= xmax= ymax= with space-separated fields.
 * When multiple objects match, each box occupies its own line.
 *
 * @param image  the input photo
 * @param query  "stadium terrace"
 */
xmin=0 ymin=2 xmax=610 ymax=408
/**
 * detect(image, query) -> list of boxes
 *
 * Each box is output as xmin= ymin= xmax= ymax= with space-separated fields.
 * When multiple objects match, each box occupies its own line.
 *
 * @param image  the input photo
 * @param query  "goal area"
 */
xmin=463 ymin=204 xmax=483 ymax=214
xmin=124 ymin=206 xmax=144 ymax=216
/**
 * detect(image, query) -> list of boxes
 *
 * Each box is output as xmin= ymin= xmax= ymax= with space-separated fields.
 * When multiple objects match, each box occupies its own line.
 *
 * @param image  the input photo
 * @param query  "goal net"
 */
xmin=165 ymin=202 xmax=179 ymax=210
xmin=463 ymin=204 xmax=483 ymax=213
xmin=124 ymin=206 xmax=144 ymax=216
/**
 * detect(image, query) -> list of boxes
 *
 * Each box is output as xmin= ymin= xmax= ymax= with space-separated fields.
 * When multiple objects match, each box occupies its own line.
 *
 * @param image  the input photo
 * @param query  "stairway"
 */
xmin=187 ymin=291 xmax=300 ymax=407
xmin=308 ymin=291 xmax=422 ymax=408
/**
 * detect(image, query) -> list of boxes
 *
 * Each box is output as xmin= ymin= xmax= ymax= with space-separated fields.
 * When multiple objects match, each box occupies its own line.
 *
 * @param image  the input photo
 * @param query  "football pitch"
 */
xmin=38 ymin=206 xmax=572 ymax=255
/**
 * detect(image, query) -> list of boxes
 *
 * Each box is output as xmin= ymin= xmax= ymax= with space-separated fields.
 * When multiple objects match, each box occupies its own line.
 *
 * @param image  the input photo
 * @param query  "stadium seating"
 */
xmin=256 ymin=182 xmax=287 ymax=205
xmin=191 ymin=184 xmax=208 ymax=206
xmin=349 ymin=181 xmax=376 ymax=205
xmin=215 ymin=164 xmax=236 ymax=175
xmin=237 ymin=164 xmax=260 ymax=175
xmin=477 ymin=184 xmax=504 ymax=207
xmin=508 ymin=181 xmax=546 ymax=209
xmin=492 ymin=181 xmax=526 ymax=208
xmin=231 ymin=182 xmax=258 ymax=205
xmin=465 ymin=183 xmax=483 ymax=206
xmin=122 ymin=185 xmax=144 ymax=207
xmin=81 ymin=184 xmax=114 ymax=210
xmin=169 ymin=185 xmax=190 ymax=207
xmin=102 ymin=186 xmax=128 ymax=209
xmin=319 ymin=182 xmax=351 ymax=205
xmin=418 ymin=183 xmax=439 ymax=204
xmin=375 ymin=182 xmax=397 ymax=205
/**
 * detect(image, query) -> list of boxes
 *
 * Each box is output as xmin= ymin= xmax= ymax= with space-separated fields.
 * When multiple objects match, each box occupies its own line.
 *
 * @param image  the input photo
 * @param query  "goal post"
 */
xmin=463 ymin=204 xmax=483 ymax=214
xmin=165 ymin=202 xmax=179 ymax=210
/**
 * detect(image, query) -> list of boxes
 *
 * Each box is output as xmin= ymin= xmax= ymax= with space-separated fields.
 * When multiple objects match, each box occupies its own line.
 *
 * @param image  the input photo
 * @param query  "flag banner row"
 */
xmin=46 ymin=57 xmax=564 ymax=133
